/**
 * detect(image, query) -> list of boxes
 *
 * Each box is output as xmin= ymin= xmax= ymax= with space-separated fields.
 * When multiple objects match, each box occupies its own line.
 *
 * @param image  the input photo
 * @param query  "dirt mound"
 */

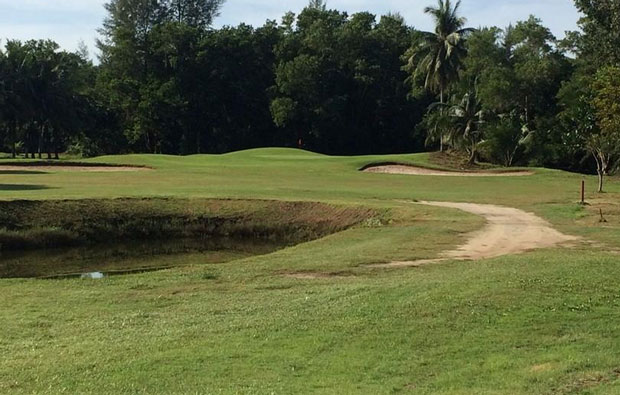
xmin=363 ymin=164 xmax=533 ymax=177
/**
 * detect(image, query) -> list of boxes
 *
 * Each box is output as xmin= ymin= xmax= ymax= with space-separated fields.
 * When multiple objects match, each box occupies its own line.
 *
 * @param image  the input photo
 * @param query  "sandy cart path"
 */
xmin=375 ymin=201 xmax=577 ymax=268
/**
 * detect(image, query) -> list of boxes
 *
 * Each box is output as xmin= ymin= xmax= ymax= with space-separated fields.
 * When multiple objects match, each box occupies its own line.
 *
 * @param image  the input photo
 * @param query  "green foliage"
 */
xmin=0 ymin=39 xmax=94 ymax=158
xmin=271 ymin=7 xmax=425 ymax=154
xmin=454 ymin=18 xmax=572 ymax=168
xmin=480 ymin=115 xmax=525 ymax=167
xmin=592 ymin=66 xmax=620 ymax=137
xmin=574 ymin=0 xmax=620 ymax=68
xmin=587 ymin=66 xmax=620 ymax=191
xmin=446 ymin=89 xmax=486 ymax=162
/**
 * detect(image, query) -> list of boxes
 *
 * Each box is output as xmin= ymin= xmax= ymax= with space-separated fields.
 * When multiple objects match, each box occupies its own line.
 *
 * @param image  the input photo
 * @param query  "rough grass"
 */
xmin=1 ymin=148 xmax=620 ymax=394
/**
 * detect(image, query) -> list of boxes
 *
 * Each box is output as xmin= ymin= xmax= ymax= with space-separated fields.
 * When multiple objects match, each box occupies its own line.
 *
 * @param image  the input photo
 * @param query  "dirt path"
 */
xmin=363 ymin=164 xmax=533 ymax=177
xmin=0 ymin=165 xmax=150 ymax=172
xmin=374 ymin=201 xmax=577 ymax=268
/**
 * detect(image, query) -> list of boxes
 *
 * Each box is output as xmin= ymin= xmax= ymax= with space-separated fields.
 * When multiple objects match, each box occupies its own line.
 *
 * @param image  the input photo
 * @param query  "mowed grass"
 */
xmin=1 ymin=148 xmax=620 ymax=394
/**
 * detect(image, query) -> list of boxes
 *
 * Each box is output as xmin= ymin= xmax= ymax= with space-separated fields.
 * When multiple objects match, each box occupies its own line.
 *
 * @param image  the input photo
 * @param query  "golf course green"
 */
xmin=1 ymin=148 xmax=619 ymax=394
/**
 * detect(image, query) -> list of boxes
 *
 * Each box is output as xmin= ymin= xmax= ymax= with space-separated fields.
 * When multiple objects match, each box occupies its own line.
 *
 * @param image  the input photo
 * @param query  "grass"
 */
xmin=1 ymin=148 xmax=620 ymax=394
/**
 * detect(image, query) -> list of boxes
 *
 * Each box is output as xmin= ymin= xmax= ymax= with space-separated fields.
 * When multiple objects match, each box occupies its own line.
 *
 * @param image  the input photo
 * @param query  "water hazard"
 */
xmin=0 ymin=238 xmax=286 ymax=279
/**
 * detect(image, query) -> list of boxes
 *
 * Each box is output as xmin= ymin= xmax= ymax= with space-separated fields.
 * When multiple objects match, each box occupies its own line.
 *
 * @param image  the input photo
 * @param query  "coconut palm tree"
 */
xmin=405 ymin=0 xmax=474 ymax=150
xmin=428 ymin=87 xmax=485 ymax=164
xmin=447 ymin=89 xmax=485 ymax=163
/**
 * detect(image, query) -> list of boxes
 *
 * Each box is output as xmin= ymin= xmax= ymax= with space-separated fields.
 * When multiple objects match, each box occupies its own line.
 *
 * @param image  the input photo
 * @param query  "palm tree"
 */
xmin=447 ymin=89 xmax=485 ymax=164
xmin=428 ymin=87 xmax=485 ymax=164
xmin=405 ymin=0 xmax=474 ymax=150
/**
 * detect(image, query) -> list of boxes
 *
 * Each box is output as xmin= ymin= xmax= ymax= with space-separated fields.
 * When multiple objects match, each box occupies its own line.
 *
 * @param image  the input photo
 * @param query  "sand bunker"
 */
xmin=0 ymin=165 xmax=150 ymax=172
xmin=374 ymin=201 xmax=577 ymax=268
xmin=363 ymin=164 xmax=533 ymax=177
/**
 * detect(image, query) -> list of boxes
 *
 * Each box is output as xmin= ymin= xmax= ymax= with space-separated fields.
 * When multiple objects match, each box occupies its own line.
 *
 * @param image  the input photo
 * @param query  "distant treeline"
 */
xmin=0 ymin=0 xmax=619 ymax=176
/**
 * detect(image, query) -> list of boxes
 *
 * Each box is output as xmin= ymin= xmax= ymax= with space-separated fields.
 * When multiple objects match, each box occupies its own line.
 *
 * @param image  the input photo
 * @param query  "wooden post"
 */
xmin=581 ymin=179 xmax=585 ymax=205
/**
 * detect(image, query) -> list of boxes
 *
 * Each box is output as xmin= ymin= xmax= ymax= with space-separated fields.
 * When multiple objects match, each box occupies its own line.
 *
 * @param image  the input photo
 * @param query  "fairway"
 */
xmin=1 ymin=148 xmax=620 ymax=394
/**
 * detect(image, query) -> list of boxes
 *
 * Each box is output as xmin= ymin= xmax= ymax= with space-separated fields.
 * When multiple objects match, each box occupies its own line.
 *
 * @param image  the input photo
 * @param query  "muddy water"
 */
xmin=0 ymin=238 xmax=286 ymax=279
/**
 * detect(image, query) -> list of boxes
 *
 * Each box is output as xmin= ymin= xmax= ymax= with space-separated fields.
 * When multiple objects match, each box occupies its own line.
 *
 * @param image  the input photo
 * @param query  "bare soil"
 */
xmin=374 ymin=201 xmax=578 ymax=268
xmin=363 ymin=164 xmax=533 ymax=177
xmin=283 ymin=271 xmax=354 ymax=280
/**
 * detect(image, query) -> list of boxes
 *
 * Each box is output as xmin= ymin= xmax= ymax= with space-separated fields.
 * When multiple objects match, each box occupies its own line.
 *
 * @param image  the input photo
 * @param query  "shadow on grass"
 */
xmin=0 ymin=170 xmax=48 ymax=175
xmin=0 ymin=184 xmax=52 ymax=191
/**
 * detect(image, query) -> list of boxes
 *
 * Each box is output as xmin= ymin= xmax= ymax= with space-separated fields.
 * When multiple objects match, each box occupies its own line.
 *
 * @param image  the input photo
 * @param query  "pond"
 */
xmin=0 ymin=238 xmax=287 ymax=279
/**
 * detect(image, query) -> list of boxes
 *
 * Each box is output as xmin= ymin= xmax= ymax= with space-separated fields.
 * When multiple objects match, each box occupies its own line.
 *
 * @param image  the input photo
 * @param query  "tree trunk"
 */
xmin=47 ymin=129 xmax=52 ymax=159
xmin=468 ymin=147 xmax=478 ymax=165
xmin=10 ymin=120 xmax=17 ymax=158
xmin=594 ymin=151 xmax=606 ymax=193
xmin=439 ymin=89 xmax=444 ymax=153
xmin=38 ymin=124 xmax=44 ymax=159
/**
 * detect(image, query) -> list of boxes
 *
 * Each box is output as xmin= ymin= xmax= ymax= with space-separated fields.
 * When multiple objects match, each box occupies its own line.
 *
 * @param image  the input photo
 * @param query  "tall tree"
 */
xmin=444 ymin=88 xmax=486 ymax=163
xmin=271 ymin=7 xmax=423 ymax=154
xmin=459 ymin=19 xmax=570 ymax=167
xmin=404 ymin=0 xmax=474 ymax=150
xmin=590 ymin=66 xmax=620 ymax=192
xmin=166 ymin=0 xmax=224 ymax=27
xmin=97 ymin=0 xmax=225 ymax=153
xmin=573 ymin=0 xmax=620 ymax=68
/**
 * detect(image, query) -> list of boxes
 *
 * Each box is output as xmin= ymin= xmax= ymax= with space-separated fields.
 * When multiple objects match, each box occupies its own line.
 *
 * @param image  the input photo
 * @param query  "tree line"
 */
xmin=0 ymin=0 xmax=619 ymax=183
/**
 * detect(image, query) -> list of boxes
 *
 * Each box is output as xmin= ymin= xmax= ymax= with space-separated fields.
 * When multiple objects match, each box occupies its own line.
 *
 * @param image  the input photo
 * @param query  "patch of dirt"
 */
xmin=428 ymin=150 xmax=493 ymax=170
xmin=0 ymin=165 xmax=150 ymax=172
xmin=531 ymin=363 xmax=556 ymax=373
xmin=362 ymin=164 xmax=533 ymax=177
xmin=373 ymin=201 xmax=578 ymax=268
xmin=554 ymin=369 xmax=620 ymax=394
xmin=283 ymin=271 xmax=355 ymax=280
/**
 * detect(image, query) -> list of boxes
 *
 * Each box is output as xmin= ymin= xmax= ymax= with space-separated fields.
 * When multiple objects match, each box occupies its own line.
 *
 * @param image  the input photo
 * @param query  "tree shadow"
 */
xmin=0 ymin=184 xmax=52 ymax=191
xmin=0 ymin=170 xmax=48 ymax=175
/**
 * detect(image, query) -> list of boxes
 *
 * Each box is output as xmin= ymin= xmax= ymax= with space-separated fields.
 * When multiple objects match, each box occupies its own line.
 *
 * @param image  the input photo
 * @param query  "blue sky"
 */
xmin=0 ymin=0 xmax=581 ymax=58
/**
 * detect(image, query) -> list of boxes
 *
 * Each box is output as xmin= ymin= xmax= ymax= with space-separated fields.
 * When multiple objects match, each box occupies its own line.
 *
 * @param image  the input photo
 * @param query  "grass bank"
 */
xmin=0 ymin=198 xmax=378 ymax=251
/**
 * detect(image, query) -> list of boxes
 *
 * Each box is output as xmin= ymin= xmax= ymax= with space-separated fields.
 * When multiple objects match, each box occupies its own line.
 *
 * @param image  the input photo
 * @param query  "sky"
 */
xmin=0 ymin=0 xmax=581 ymax=59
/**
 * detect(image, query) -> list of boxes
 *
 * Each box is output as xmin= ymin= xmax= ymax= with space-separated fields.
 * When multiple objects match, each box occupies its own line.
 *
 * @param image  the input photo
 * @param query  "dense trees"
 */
xmin=0 ymin=0 xmax=618 ymax=179
xmin=456 ymin=18 xmax=572 ymax=168
xmin=0 ymin=40 xmax=92 ymax=158
xmin=559 ymin=0 xmax=620 ymax=188
xmin=271 ymin=6 xmax=426 ymax=154
xmin=589 ymin=67 xmax=620 ymax=191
